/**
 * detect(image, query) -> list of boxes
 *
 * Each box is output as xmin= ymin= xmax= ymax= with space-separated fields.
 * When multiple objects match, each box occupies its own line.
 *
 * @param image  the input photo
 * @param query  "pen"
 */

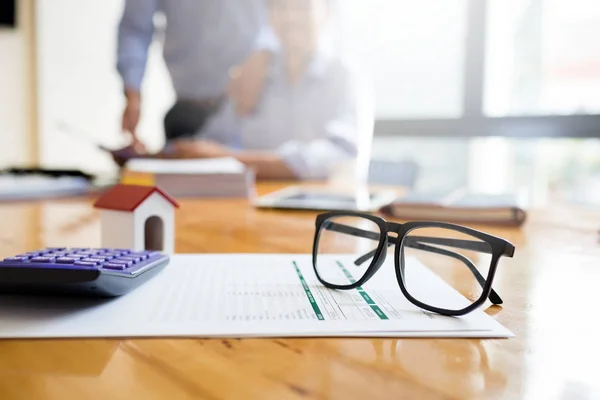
xmin=55 ymin=121 xmax=119 ymax=154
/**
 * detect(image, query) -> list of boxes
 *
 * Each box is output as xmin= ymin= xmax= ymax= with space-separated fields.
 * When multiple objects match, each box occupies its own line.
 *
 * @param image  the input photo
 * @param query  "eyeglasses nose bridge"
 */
xmin=384 ymin=231 xmax=400 ymax=247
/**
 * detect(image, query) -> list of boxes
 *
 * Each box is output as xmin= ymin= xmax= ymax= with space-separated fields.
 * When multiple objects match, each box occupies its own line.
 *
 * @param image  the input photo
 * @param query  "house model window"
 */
xmin=93 ymin=184 xmax=180 ymax=253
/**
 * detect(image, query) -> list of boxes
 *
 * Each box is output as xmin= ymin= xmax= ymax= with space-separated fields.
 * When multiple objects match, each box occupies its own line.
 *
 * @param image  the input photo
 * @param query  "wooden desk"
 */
xmin=0 ymin=183 xmax=599 ymax=400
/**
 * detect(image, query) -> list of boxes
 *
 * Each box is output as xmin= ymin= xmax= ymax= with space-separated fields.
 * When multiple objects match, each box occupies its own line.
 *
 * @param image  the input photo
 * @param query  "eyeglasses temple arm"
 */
xmin=324 ymin=222 xmax=492 ymax=254
xmin=405 ymin=236 xmax=493 ymax=254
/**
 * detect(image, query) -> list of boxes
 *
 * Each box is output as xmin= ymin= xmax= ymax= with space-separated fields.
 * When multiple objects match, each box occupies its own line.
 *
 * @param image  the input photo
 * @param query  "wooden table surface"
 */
xmin=0 ymin=182 xmax=599 ymax=400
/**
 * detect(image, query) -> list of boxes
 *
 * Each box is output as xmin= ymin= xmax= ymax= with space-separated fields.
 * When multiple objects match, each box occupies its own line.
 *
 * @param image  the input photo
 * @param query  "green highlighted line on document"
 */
xmin=292 ymin=261 xmax=325 ymax=320
xmin=336 ymin=260 xmax=389 ymax=320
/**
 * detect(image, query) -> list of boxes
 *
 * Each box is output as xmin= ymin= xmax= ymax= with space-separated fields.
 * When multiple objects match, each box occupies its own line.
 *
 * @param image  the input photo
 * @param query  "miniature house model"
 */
xmin=93 ymin=184 xmax=179 ymax=253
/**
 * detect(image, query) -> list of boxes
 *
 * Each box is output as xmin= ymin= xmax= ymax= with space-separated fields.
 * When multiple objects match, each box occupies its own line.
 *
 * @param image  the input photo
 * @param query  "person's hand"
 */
xmin=168 ymin=139 xmax=232 ymax=159
xmin=109 ymin=141 xmax=149 ymax=167
xmin=122 ymin=90 xmax=141 ymax=140
xmin=228 ymin=50 xmax=270 ymax=116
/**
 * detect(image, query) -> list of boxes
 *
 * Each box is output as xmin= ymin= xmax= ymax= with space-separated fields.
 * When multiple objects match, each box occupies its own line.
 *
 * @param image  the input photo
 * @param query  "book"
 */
xmin=121 ymin=157 xmax=255 ymax=198
xmin=379 ymin=188 xmax=527 ymax=227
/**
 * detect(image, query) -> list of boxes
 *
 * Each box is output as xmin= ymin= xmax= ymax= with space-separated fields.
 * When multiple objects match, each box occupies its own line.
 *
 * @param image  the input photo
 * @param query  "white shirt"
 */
xmin=200 ymin=36 xmax=374 ymax=180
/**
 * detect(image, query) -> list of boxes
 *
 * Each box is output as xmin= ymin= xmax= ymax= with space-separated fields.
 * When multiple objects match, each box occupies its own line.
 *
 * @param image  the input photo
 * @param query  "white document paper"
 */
xmin=125 ymin=157 xmax=245 ymax=175
xmin=0 ymin=254 xmax=513 ymax=339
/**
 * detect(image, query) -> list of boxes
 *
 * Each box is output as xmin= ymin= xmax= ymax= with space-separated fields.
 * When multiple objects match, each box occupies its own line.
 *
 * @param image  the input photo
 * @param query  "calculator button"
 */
xmin=102 ymin=263 xmax=127 ymax=270
xmin=131 ymin=252 xmax=150 ymax=259
xmin=110 ymin=259 xmax=133 ymax=266
xmin=102 ymin=252 xmax=120 ymax=257
xmin=73 ymin=261 xmax=99 ymax=268
xmin=137 ymin=251 xmax=159 ymax=260
xmin=14 ymin=254 xmax=35 ymax=260
xmin=119 ymin=256 xmax=141 ymax=263
xmin=85 ymin=257 xmax=108 ymax=263
xmin=75 ymin=251 xmax=99 ymax=256
xmin=45 ymin=247 xmax=67 ymax=251
xmin=80 ymin=258 xmax=102 ymax=264
xmin=30 ymin=256 xmax=56 ymax=263
xmin=55 ymin=257 xmax=78 ymax=264
xmin=3 ymin=256 xmax=29 ymax=262
xmin=25 ymin=252 xmax=42 ymax=256
xmin=112 ymin=249 xmax=131 ymax=254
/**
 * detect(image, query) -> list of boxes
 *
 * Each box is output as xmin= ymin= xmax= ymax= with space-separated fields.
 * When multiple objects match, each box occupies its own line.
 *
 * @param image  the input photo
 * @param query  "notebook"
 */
xmin=379 ymin=188 xmax=527 ymax=227
xmin=121 ymin=157 xmax=255 ymax=198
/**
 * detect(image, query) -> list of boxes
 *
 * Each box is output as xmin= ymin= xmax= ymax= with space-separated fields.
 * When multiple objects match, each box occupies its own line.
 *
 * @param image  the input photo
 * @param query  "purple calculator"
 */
xmin=0 ymin=247 xmax=169 ymax=297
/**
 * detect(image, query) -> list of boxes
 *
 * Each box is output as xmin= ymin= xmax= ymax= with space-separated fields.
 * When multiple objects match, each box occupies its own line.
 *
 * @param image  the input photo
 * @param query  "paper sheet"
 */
xmin=125 ymin=157 xmax=245 ymax=174
xmin=0 ymin=254 xmax=513 ymax=339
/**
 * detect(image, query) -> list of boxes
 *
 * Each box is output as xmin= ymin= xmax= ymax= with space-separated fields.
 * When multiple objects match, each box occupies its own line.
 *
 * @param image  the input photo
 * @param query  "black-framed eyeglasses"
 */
xmin=311 ymin=211 xmax=515 ymax=316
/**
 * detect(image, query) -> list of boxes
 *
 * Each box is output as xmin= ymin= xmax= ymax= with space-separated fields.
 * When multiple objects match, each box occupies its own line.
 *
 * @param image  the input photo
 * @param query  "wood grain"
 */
xmin=0 ymin=182 xmax=599 ymax=400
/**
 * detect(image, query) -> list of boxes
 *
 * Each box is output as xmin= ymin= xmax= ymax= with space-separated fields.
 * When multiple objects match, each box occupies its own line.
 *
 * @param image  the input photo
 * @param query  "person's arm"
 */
xmin=234 ymin=151 xmax=296 ymax=180
xmin=151 ymin=137 xmax=297 ymax=180
xmin=116 ymin=0 xmax=159 ymax=139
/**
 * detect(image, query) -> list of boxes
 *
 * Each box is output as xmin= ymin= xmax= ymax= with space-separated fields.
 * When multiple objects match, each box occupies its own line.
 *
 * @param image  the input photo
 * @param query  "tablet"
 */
xmin=253 ymin=186 xmax=398 ymax=212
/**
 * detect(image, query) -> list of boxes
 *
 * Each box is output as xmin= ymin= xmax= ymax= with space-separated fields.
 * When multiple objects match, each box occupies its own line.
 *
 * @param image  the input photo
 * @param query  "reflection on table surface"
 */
xmin=0 ymin=182 xmax=598 ymax=400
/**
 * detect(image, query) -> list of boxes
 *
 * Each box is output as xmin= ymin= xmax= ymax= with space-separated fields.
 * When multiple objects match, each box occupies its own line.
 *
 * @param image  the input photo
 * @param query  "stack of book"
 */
xmin=121 ymin=157 xmax=255 ymax=198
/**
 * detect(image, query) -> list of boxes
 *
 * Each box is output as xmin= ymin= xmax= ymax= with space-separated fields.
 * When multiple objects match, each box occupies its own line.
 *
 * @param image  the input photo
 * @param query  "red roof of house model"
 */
xmin=93 ymin=184 xmax=179 ymax=212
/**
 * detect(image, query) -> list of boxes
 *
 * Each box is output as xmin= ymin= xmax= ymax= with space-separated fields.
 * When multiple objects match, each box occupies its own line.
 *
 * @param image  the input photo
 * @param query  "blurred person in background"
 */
xmin=116 ymin=0 xmax=274 ymax=153
xmin=163 ymin=0 xmax=374 ymax=181
xmin=112 ymin=0 xmax=372 ymax=182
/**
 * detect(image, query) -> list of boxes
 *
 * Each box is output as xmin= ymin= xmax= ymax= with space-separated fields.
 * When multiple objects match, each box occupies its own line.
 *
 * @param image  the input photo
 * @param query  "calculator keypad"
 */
xmin=1 ymin=247 xmax=162 ymax=274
